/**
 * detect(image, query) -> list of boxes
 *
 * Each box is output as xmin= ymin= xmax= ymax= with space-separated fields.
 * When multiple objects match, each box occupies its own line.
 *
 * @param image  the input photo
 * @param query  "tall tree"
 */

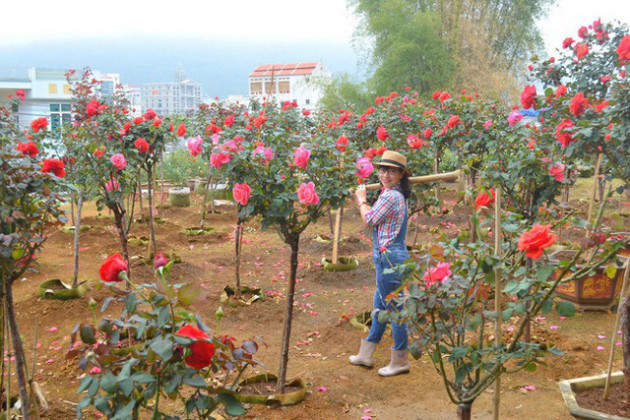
xmin=350 ymin=0 xmax=555 ymax=97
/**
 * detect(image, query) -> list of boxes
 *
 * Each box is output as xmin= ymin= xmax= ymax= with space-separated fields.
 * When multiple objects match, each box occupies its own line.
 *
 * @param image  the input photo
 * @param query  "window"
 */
xmin=264 ymin=81 xmax=275 ymax=94
xmin=278 ymin=81 xmax=290 ymax=94
xmin=63 ymin=84 xmax=72 ymax=94
xmin=49 ymin=103 xmax=71 ymax=136
xmin=305 ymin=99 xmax=310 ymax=105
xmin=48 ymin=83 xmax=58 ymax=94
xmin=250 ymin=82 xmax=262 ymax=94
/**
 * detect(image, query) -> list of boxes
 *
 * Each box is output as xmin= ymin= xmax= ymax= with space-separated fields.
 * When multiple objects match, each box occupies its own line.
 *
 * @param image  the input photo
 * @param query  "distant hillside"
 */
xmin=0 ymin=36 xmax=361 ymax=98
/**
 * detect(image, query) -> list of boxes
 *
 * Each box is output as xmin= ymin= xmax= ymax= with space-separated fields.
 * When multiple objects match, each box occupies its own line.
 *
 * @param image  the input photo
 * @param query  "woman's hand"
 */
xmin=355 ymin=184 xmax=367 ymax=206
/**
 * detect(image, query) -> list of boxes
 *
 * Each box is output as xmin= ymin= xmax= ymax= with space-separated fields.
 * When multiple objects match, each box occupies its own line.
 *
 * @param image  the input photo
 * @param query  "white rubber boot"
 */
xmin=349 ymin=339 xmax=376 ymax=368
xmin=378 ymin=348 xmax=410 ymax=376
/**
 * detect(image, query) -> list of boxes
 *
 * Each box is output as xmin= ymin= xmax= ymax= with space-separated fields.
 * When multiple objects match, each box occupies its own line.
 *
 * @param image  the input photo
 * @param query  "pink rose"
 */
xmin=297 ymin=182 xmax=320 ymax=206
xmin=549 ymin=163 xmax=565 ymax=182
xmin=507 ymin=111 xmax=523 ymax=126
xmin=210 ymin=152 xmax=231 ymax=168
xmin=187 ymin=136 xmax=203 ymax=157
xmin=221 ymin=140 xmax=239 ymax=154
xmin=105 ymin=178 xmax=120 ymax=192
xmin=293 ymin=146 xmax=311 ymax=169
xmin=110 ymin=153 xmax=127 ymax=170
xmin=252 ymin=146 xmax=273 ymax=163
xmin=483 ymin=120 xmax=493 ymax=130
xmin=153 ymin=253 xmax=168 ymax=269
xmin=233 ymin=183 xmax=252 ymax=206
xmin=423 ymin=262 xmax=452 ymax=287
xmin=355 ymin=157 xmax=374 ymax=179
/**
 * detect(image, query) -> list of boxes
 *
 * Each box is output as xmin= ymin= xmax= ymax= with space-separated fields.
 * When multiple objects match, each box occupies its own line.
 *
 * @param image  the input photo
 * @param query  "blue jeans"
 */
xmin=366 ymin=253 xmax=408 ymax=350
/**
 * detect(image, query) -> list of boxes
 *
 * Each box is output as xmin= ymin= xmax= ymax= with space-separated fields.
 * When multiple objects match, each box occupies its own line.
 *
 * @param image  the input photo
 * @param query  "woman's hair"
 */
xmin=400 ymin=174 xmax=411 ymax=200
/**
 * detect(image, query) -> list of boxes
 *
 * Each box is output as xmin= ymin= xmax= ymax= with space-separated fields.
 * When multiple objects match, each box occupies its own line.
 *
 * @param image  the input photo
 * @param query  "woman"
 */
xmin=349 ymin=150 xmax=411 ymax=377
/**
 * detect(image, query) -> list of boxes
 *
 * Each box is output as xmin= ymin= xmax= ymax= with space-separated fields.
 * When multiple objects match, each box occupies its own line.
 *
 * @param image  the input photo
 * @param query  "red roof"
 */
xmin=249 ymin=62 xmax=319 ymax=77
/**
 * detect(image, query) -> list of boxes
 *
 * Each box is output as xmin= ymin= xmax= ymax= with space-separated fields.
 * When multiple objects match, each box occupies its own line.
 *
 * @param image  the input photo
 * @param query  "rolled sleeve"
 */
xmin=365 ymin=191 xmax=396 ymax=227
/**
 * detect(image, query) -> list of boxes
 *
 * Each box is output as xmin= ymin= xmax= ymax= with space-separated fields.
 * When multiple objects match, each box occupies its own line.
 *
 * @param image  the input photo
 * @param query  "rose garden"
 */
xmin=1 ymin=20 xmax=630 ymax=420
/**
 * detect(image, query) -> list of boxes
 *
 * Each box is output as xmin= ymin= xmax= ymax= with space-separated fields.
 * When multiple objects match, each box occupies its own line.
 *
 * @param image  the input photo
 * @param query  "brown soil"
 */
xmin=8 ymin=191 xmax=630 ymax=419
xmin=576 ymin=382 xmax=630 ymax=418
xmin=238 ymin=382 xmax=303 ymax=396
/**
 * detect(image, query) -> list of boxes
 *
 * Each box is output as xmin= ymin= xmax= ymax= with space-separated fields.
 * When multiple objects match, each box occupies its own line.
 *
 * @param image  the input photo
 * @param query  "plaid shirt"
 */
xmin=365 ymin=185 xmax=407 ymax=249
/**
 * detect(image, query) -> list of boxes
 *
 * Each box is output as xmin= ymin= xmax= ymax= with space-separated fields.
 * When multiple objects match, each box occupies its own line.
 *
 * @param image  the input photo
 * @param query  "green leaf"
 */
xmin=125 ymin=293 xmax=137 ymax=313
xmin=164 ymin=374 xmax=182 ymax=394
xmin=100 ymin=371 xmax=117 ymax=393
xmin=556 ymin=301 xmax=575 ymax=317
xmin=150 ymin=337 xmax=174 ymax=362
xmin=157 ymin=306 xmax=170 ymax=328
xmin=536 ymin=265 xmax=553 ymax=282
xmin=548 ymin=347 xmax=565 ymax=356
xmin=523 ymin=362 xmax=538 ymax=372
xmin=87 ymin=376 xmax=100 ymax=398
xmin=94 ymin=396 xmax=111 ymax=415
xmin=178 ymin=283 xmax=204 ymax=307
xmin=541 ymin=299 xmax=553 ymax=315
xmin=76 ymin=396 xmax=92 ymax=419
xmin=605 ymin=265 xmax=618 ymax=279
xmin=217 ymin=392 xmax=246 ymax=416
xmin=80 ymin=325 xmax=96 ymax=345
xmin=130 ymin=373 xmax=156 ymax=384
xmin=111 ymin=400 xmax=135 ymax=420
xmin=119 ymin=378 xmax=134 ymax=397
xmin=77 ymin=376 xmax=93 ymax=394
xmin=183 ymin=375 xmax=208 ymax=388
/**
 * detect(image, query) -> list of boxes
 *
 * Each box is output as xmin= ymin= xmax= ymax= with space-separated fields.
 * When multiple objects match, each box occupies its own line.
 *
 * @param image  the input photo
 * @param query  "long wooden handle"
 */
xmin=364 ymin=169 xmax=461 ymax=191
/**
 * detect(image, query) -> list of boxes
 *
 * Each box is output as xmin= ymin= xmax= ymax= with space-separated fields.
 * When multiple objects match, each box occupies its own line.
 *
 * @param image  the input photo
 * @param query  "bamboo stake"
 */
xmin=493 ymin=188 xmax=503 ymax=419
xmin=332 ymin=157 xmax=344 ymax=264
xmin=586 ymin=153 xmax=603 ymax=235
xmin=364 ymin=169 xmax=461 ymax=191
xmin=603 ymin=258 xmax=630 ymax=399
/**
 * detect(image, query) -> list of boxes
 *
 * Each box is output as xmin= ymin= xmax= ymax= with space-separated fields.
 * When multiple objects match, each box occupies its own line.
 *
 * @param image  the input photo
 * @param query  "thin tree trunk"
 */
xmin=605 ymin=263 xmax=630 ymax=399
xmin=278 ymin=236 xmax=299 ymax=393
xmin=112 ymin=206 xmax=130 ymax=281
xmin=493 ymin=188 xmax=502 ymax=419
xmin=434 ymin=155 xmax=441 ymax=202
xmin=72 ymin=195 xmax=83 ymax=288
xmin=6 ymin=285 xmax=30 ymax=419
xmin=587 ymin=153 xmax=603 ymax=235
xmin=0 ymin=288 xmax=5 ymax=413
xmin=200 ymin=170 xmax=213 ymax=228
xmin=160 ymin=152 xmax=165 ymax=204
xmin=234 ymin=219 xmax=243 ymax=299
xmin=138 ymin=168 xmax=144 ymax=222
xmin=209 ymin=174 xmax=216 ymax=215
xmin=621 ymin=285 xmax=630 ymax=406
xmin=327 ymin=209 xmax=334 ymax=237
xmin=457 ymin=402 xmax=472 ymax=420
xmin=332 ymin=207 xmax=343 ymax=264
xmin=559 ymin=184 xmax=570 ymax=245
xmin=147 ymin=165 xmax=157 ymax=258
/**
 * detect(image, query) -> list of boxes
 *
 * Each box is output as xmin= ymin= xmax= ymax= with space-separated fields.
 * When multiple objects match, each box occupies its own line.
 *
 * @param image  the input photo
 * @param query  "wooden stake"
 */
xmin=603 ymin=259 xmax=630 ymax=399
xmin=364 ymin=169 xmax=460 ymax=191
xmin=586 ymin=153 xmax=603 ymax=235
xmin=493 ymin=188 xmax=503 ymax=420
xmin=332 ymin=157 xmax=345 ymax=264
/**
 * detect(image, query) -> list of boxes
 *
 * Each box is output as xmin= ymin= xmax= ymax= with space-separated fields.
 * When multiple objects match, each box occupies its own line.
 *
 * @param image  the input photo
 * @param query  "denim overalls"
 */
xmin=366 ymin=194 xmax=410 ymax=350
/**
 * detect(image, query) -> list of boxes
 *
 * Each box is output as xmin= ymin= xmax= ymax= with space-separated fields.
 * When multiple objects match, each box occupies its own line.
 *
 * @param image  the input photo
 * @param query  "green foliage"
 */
xmin=318 ymin=73 xmax=374 ymax=112
xmin=162 ymin=149 xmax=207 ymax=187
xmin=71 ymin=265 xmax=260 ymax=419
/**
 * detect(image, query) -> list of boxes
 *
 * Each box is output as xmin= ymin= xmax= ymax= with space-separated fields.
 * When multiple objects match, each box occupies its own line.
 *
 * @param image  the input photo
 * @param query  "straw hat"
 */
xmin=377 ymin=151 xmax=411 ymax=176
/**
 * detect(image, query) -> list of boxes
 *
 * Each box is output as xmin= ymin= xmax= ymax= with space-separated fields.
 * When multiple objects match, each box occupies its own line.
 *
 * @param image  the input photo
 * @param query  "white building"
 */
xmin=122 ymin=84 xmax=143 ymax=117
xmin=141 ymin=66 xmax=202 ymax=116
xmin=248 ymin=62 xmax=331 ymax=111
xmin=0 ymin=67 xmax=121 ymax=135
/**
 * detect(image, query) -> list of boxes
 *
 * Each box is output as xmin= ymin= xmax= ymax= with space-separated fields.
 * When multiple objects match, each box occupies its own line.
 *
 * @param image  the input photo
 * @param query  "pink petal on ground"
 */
xmin=597 ymin=335 xmax=606 ymax=339
xmin=559 ymin=316 xmax=566 ymax=320
xmin=597 ymin=346 xmax=605 ymax=351
xmin=317 ymin=386 xmax=327 ymax=392
xmin=45 ymin=359 xmax=54 ymax=364
xmin=616 ymin=341 xmax=622 ymax=347
xmin=549 ymin=325 xmax=559 ymax=330
xmin=48 ymin=327 xmax=58 ymax=333
xmin=361 ymin=417 xmax=372 ymax=420
xmin=524 ymin=385 xmax=536 ymax=391
xmin=363 ymin=408 xmax=374 ymax=414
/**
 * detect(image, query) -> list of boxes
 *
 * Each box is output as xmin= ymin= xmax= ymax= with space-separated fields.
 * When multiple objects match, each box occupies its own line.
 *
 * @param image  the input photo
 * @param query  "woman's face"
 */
xmin=378 ymin=166 xmax=403 ymax=189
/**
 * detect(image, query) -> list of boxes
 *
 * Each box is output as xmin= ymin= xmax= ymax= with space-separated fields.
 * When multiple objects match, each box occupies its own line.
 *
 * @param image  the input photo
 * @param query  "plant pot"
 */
xmin=232 ymin=373 xmax=306 ymax=406
xmin=321 ymin=257 xmax=359 ymax=272
xmin=349 ymin=310 xmax=372 ymax=333
xmin=180 ymin=226 xmax=214 ymax=236
xmin=552 ymin=250 xmax=624 ymax=311
xmin=38 ymin=279 xmax=89 ymax=300
xmin=169 ymin=187 xmax=191 ymax=207
xmin=220 ymin=286 xmax=262 ymax=307
xmin=559 ymin=371 xmax=626 ymax=419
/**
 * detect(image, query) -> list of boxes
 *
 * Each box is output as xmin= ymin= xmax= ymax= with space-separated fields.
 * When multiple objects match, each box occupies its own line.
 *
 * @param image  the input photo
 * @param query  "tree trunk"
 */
xmin=6 ymin=285 xmax=30 ymax=419
xmin=434 ymin=155 xmax=441 ymax=203
xmin=621 ymin=286 xmax=630 ymax=407
xmin=0 ymin=287 xmax=5 ymax=411
xmin=112 ymin=206 xmax=130 ymax=280
xmin=586 ymin=153 xmax=603 ymax=235
xmin=457 ymin=402 xmax=472 ymax=420
xmin=147 ymin=165 xmax=157 ymax=258
xmin=278 ymin=236 xmax=300 ymax=393
xmin=234 ymin=219 xmax=243 ymax=299
xmin=72 ymin=195 xmax=83 ymax=288
xmin=604 ymin=263 xmax=630 ymax=399
xmin=200 ymin=170 xmax=213 ymax=228
xmin=327 ymin=209 xmax=334 ymax=237
xmin=138 ymin=168 xmax=144 ymax=222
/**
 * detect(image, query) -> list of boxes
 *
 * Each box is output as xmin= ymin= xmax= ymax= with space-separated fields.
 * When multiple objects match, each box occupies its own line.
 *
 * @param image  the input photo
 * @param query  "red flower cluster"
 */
xmin=254 ymin=112 xmax=267 ymax=128
xmin=520 ymin=85 xmax=537 ymax=109
xmin=376 ymin=125 xmax=389 ymax=141
xmin=555 ymin=119 xmax=575 ymax=148
xmin=16 ymin=89 xmax=26 ymax=101
xmin=175 ymin=324 xmax=215 ymax=369
xmin=517 ymin=224 xmax=557 ymax=259
xmin=31 ymin=117 xmax=49 ymax=133
xmin=135 ymin=138 xmax=149 ymax=153
xmin=475 ymin=188 xmax=495 ymax=210
xmin=99 ymin=254 xmax=128 ymax=282
xmin=569 ymin=92 xmax=588 ymax=116
xmin=576 ymin=43 xmax=589 ymax=59
xmin=16 ymin=141 xmax=39 ymax=157
xmin=617 ymin=35 xmax=630 ymax=62
xmin=41 ymin=158 xmax=66 ymax=177
xmin=336 ymin=135 xmax=348 ymax=152
xmin=177 ymin=123 xmax=187 ymax=137
xmin=446 ymin=115 xmax=460 ymax=128
xmin=86 ymin=100 xmax=101 ymax=117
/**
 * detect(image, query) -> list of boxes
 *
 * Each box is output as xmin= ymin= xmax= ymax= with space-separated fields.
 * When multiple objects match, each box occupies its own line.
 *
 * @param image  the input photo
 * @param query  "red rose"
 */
xmin=175 ymin=324 xmax=215 ymax=369
xmin=423 ymin=128 xmax=432 ymax=139
xmin=232 ymin=183 xmax=252 ymax=206
xmin=153 ymin=253 xmax=168 ymax=269
xmin=554 ymin=84 xmax=567 ymax=98
xmin=578 ymin=26 xmax=588 ymax=39
xmin=432 ymin=91 xmax=441 ymax=100
xmin=617 ymin=35 xmax=630 ymax=62
xmin=446 ymin=115 xmax=460 ymax=128
xmin=132 ymin=116 xmax=145 ymax=125
xmin=376 ymin=125 xmax=389 ymax=141
xmin=569 ymin=92 xmax=588 ymax=116
xmin=475 ymin=188 xmax=495 ymax=210
xmin=302 ymin=109 xmax=311 ymax=116
xmin=143 ymin=109 xmax=157 ymax=120
xmin=555 ymin=119 xmax=575 ymax=148
xmin=576 ymin=43 xmax=589 ymax=59
xmin=223 ymin=115 xmax=235 ymax=127
xmin=336 ymin=135 xmax=348 ymax=152
xmin=30 ymin=117 xmax=49 ymax=133
xmin=16 ymin=89 xmax=26 ymax=101
xmin=562 ymin=37 xmax=574 ymax=49
xmin=517 ymin=224 xmax=557 ymax=259
xmin=16 ymin=141 xmax=39 ymax=157
xmin=86 ymin=100 xmax=101 ymax=117
xmin=520 ymin=85 xmax=537 ymax=109
xmin=439 ymin=91 xmax=451 ymax=102
xmin=41 ymin=158 xmax=66 ymax=177
xmin=254 ymin=113 xmax=267 ymax=128
xmin=99 ymin=254 xmax=128 ymax=282
xmin=177 ymin=123 xmax=186 ymax=137
xmin=134 ymin=138 xmax=150 ymax=153
xmin=152 ymin=118 xmax=162 ymax=127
